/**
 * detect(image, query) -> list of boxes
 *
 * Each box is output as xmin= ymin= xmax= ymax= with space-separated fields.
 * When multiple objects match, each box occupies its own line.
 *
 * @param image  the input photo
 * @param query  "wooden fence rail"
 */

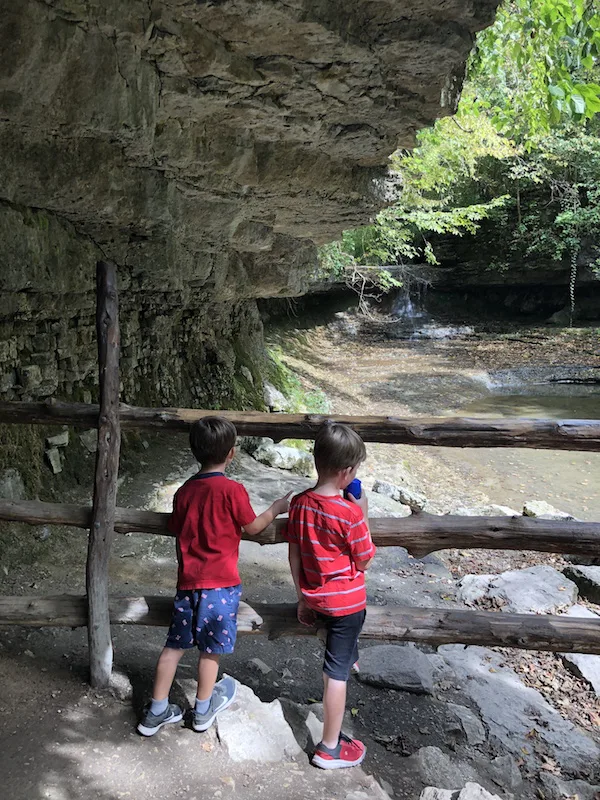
xmin=2 ymin=400 xmax=600 ymax=450
xmin=1 ymin=595 xmax=599 ymax=654
xmin=2 ymin=499 xmax=599 ymax=558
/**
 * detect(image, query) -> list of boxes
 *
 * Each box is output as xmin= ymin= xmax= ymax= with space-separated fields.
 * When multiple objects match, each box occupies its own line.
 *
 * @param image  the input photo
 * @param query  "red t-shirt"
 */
xmin=285 ymin=489 xmax=376 ymax=617
xmin=168 ymin=472 xmax=256 ymax=590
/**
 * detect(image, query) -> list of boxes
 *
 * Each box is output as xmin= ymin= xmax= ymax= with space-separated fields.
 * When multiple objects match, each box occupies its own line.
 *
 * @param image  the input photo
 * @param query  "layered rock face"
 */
xmin=0 ymin=0 xmax=499 ymax=406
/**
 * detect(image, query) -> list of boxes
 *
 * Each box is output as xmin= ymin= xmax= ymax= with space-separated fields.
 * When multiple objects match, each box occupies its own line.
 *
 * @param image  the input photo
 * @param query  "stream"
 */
xmin=266 ymin=293 xmax=600 ymax=521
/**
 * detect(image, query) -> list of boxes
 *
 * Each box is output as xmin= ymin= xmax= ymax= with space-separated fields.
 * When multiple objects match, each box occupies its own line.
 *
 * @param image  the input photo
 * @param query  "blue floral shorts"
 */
xmin=165 ymin=585 xmax=242 ymax=654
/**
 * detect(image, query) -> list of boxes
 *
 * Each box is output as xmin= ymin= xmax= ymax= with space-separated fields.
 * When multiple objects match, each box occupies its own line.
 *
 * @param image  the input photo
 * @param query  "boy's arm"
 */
xmin=288 ymin=542 xmax=304 ymax=602
xmin=288 ymin=542 xmax=316 ymax=626
xmin=243 ymin=492 xmax=292 ymax=536
xmin=347 ymin=491 xmax=376 ymax=572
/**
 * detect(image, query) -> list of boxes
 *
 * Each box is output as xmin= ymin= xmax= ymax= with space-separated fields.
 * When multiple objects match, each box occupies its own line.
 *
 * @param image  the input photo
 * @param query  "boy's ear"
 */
xmin=227 ymin=446 xmax=236 ymax=462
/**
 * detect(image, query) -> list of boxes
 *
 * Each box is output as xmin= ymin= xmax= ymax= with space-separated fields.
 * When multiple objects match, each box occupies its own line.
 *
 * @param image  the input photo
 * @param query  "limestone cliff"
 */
xmin=0 ymin=0 xmax=499 ymax=406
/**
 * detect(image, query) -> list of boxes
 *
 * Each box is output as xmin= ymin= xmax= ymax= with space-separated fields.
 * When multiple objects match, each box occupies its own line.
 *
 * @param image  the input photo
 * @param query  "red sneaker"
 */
xmin=312 ymin=733 xmax=366 ymax=769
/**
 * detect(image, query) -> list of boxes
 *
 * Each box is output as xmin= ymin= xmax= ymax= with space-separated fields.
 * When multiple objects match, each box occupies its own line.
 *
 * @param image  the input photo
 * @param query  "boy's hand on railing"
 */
xmin=297 ymin=598 xmax=316 ymax=627
xmin=273 ymin=491 xmax=293 ymax=516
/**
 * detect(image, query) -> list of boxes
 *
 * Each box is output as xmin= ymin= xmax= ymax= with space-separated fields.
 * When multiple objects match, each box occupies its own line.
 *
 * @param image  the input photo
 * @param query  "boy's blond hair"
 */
xmin=313 ymin=422 xmax=366 ymax=476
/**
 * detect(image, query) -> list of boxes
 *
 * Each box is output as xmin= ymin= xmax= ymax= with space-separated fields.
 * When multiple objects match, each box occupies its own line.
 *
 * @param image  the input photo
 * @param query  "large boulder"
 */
xmin=357 ymin=644 xmax=435 ymax=694
xmin=436 ymin=645 xmax=600 ymax=773
xmin=457 ymin=565 xmax=578 ymax=614
xmin=563 ymin=565 xmax=600 ymax=605
xmin=252 ymin=441 xmax=315 ymax=476
xmin=560 ymin=605 xmax=600 ymax=696
xmin=215 ymin=680 xmax=302 ymax=763
xmin=373 ymin=479 xmax=427 ymax=511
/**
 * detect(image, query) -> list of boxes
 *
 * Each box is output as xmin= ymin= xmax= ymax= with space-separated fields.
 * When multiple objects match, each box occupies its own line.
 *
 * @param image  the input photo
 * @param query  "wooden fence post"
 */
xmin=87 ymin=261 xmax=121 ymax=688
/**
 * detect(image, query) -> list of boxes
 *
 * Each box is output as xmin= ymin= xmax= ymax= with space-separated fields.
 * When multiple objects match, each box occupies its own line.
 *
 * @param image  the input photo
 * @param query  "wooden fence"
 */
xmin=1 ymin=261 xmax=599 ymax=687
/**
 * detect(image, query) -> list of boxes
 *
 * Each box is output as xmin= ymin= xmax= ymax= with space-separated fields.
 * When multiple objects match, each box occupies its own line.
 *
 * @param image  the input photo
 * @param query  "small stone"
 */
xmin=248 ymin=657 xmax=272 ymax=675
xmin=263 ymin=382 xmax=291 ymax=412
xmin=24 ymin=650 xmax=35 ymax=658
xmin=45 ymin=447 xmax=63 ymax=474
xmin=45 ymin=430 xmax=69 ymax=448
xmin=240 ymin=366 xmax=254 ymax=385
xmin=109 ymin=668 xmax=133 ymax=701
xmin=522 ymin=500 xmax=574 ymax=520
xmin=0 ymin=468 xmax=25 ymax=501
xmin=79 ymin=429 xmax=98 ymax=453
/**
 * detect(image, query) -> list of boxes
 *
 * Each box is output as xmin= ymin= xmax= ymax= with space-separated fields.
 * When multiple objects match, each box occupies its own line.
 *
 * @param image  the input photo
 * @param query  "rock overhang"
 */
xmin=0 ymin=0 xmax=500 ymax=294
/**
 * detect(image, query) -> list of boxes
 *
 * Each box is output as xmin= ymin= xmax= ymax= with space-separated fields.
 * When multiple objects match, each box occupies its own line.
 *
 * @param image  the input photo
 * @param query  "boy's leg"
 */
xmin=137 ymin=591 xmax=197 ymax=736
xmin=312 ymin=610 xmax=367 ymax=769
xmin=153 ymin=646 xmax=186 ymax=701
xmin=197 ymin=652 xmax=220 ymax=702
xmin=322 ymin=673 xmax=348 ymax=748
xmin=191 ymin=585 xmax=241 ymax=732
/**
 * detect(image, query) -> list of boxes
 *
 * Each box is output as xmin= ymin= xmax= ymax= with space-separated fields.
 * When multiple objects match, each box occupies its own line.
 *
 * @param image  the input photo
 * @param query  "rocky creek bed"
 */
xmin=1 ymin=321 xmax=600 ymax=800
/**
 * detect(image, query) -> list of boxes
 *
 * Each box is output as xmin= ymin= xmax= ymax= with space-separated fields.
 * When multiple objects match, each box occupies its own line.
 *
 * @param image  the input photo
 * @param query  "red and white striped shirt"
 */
xmin=285 ymin=490 xmax=376 ymax=617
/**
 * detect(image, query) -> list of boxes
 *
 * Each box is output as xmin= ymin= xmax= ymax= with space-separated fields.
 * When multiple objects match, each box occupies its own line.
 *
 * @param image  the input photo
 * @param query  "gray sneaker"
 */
xmin=192 ymin=676 xmax=237 ymax=732
xmin=137 ymin=702 xmax=183 ymax=737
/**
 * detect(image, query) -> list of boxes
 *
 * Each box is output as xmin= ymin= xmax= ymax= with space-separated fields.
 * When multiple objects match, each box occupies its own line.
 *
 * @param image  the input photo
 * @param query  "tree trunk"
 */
xmin=87 ymin=261 xmax=121 ymax=689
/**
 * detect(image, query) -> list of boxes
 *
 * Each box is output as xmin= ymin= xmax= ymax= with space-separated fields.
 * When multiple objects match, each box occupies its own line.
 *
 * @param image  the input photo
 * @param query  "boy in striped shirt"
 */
xmin=286 ymin=422 xmax=376 ymax=769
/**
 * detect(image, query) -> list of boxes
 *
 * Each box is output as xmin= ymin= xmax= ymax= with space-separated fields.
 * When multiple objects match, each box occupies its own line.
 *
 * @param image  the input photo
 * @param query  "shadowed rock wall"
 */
xmin=0 ymin=0 xmax=499 ymax=406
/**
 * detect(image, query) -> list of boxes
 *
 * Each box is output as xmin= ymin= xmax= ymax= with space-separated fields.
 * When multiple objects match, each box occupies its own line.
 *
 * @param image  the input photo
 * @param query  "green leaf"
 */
xmin=570 ymin=94 xmax=586 ymax=115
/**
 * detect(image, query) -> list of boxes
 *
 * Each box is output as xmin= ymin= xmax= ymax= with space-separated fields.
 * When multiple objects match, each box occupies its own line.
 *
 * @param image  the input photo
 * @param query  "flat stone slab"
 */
xmin=539 ymin=773 xmax=600 ymax=800
xmin=560 ymin=605 xmax=600 ymax=696
xmin=436 ymin=645 xmax=599 ymax=774
xmin=372 ymin=479 xmax=426 ymax=511
xmin=522 ymin=500 xmax=575 ymax=520
xmin=215 ymin=679 xmax=302 ymax=763
xmin=409 ymin=747 xmax=482 ymax=790
xmin=420 ymin=784 xmax=503 ymax=800
xmin=445 ymin=703 xmax=486 ymax=746
xmin=457 ymin=565 xmax=578 ymax=613
xmin=563 ymin=565 xmax=600 ymax=604
xmin=357 ymin=644 xmax=434 ymax=694
xmin=252 ymin=441 xmax=314 ymax=476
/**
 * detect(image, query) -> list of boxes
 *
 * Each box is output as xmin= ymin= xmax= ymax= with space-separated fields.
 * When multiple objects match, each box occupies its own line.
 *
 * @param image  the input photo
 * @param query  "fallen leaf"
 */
xmin=201 ymin=741 xmax=214 ymax=752
xmin=351 ymin=707 xmax=359 ymax=717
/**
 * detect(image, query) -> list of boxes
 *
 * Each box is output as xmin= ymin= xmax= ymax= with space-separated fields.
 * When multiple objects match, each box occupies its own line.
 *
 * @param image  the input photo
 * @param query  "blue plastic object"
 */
xmin=343 ymin=478 xmax=362 ymax=500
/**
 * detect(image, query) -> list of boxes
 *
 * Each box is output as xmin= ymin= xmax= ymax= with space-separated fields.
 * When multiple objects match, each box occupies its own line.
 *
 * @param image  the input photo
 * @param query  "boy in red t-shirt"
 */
xmin=286 ymin=422 xmax=376 ymax=769
xmin=137 ymin=416 xmax=290 ymax=737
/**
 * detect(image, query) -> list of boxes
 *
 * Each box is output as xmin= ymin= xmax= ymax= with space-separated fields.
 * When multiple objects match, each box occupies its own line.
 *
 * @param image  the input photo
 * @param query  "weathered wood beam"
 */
xmin=1 ymin=499 xmax=599 ymax=558
xmin=1 ymin=595 xmax=599 ymax=654
xmin=1 ymin=400 xmax=599 ymax=450
xmin=87 ymin=261 xmax=121 ymax=689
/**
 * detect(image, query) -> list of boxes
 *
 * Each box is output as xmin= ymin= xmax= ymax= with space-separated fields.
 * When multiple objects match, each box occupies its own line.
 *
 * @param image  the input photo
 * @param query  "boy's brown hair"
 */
xmin=313 ymin=422 xmax=366 ymax=476
xmin=189 ymin=416 xmax=237 ymax=466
